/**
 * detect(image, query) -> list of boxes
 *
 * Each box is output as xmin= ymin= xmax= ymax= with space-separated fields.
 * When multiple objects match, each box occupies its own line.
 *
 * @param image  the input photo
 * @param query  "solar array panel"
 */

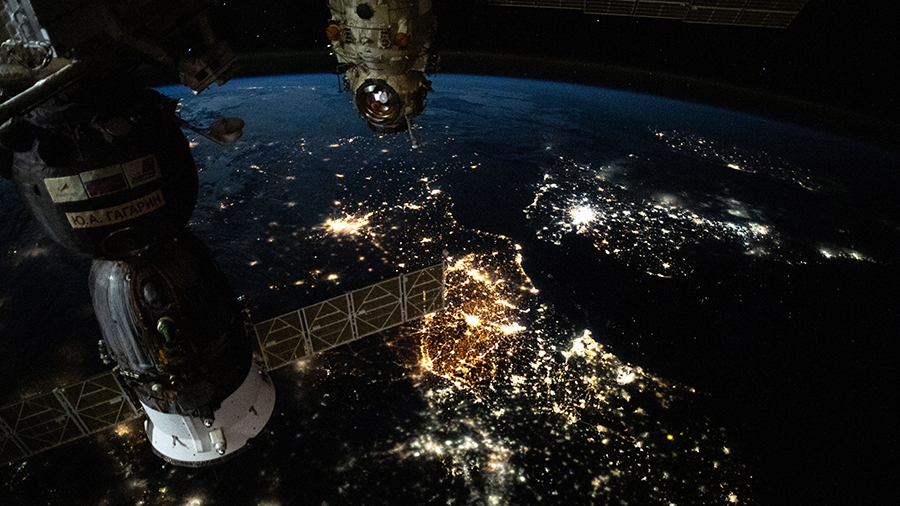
xmin=255 ymin=263 xmax=445 ymax=370
xmin=0 ymin=372 xmax=140 ymax=465
xmin=484 ymin=0 xmax=585 ymax=9
xmin=489 ymin=0 xmax=810 ymax=28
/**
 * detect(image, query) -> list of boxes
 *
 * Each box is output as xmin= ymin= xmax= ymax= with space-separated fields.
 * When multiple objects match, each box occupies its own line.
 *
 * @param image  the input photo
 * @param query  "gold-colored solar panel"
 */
xmin=254 ymin=310 xmax=310 ymax=369
xmin=352 ymin=277 xmax=404 ymax=339
xmin=636 ymin=4 xmax=687 ymax=20
xmin=257 ymin=263 xmax=446 ymax=371
xmin=584 ymin=1 xmax=639 ymax=17
xmin=404 ymin=263 xmax=445 ymax=320
xmin=303 ymin=294 xmax=354 ymax=353
xmin=684 ymin=6 xmax=743 ymax=25
xmin=691 ymin=0 xmax=747 ymax=7
xmin=0 ymin=372 xmax=140 ymax=464
xmin=66 ymin=373 xmax=139 ymax=433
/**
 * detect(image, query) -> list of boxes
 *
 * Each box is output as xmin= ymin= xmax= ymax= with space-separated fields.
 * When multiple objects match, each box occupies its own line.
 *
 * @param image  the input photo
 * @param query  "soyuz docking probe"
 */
xmin=326 ymin=0 xmax=437 ymax=134
xmin=0 ymin=0 xmax=272 ymax=466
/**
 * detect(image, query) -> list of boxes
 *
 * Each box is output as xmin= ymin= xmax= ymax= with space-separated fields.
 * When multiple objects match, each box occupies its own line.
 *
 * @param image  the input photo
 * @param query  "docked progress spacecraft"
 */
xmin=326 ymin=0 xmax=437 ymax=134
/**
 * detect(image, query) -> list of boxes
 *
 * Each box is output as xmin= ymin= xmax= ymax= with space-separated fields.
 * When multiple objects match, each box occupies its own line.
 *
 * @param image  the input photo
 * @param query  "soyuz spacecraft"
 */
xmin=326 ymin=0 xmax=437 ymax=134
xmin=0 ymin=0 xmax=273 ymax=466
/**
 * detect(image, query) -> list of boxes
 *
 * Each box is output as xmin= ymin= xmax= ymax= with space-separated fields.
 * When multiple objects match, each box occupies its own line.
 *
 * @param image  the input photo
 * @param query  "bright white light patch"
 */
xmin=570 ymin=205 xmax=595 ymax=227
xmin=616 ymin=369 xmax=636 ymax=385
xmin=323 ymin=213 xmax=372 ymax=236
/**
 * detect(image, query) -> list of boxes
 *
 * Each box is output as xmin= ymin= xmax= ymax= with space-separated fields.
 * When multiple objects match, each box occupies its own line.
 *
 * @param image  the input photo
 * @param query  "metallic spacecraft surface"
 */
xmin=326 ymin=0 xmax=437 ymax=133
xmin=91 ymin=230 xmax=276 ymax=466
xmin=1 ymin=84 xmax=199 ymax=258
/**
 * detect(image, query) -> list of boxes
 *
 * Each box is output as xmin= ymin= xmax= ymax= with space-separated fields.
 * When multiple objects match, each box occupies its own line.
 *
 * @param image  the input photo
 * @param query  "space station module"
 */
xmin=91 ymin=229 xmax=276 ymax=466
xmin=326 ymin=0 xmax=437 ymax=133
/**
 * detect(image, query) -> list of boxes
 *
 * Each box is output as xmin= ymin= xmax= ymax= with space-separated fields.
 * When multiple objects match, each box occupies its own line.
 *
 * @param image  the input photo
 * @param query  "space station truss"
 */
xmin=488 ymin=0 xmax=811 ymax=28
xmin=0 ymin=372 xmax=141 ymax=465
xmin=0 ymin=263 xmax=446 ymax=466
xmin=254 ymin=263 xmax=446 ymax=371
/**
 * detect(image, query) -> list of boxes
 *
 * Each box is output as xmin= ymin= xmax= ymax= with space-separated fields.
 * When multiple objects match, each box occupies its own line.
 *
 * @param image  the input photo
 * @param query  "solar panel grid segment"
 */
xmin=489 ymin=0 xmax=809 ymax=27
xmin=690 ymin=0 xmax=746 ymax=7
xmin=2 ymin=392 xmax=85 ymax=454
xmin=254 ymin=310 xmax=309 ymax=370
xmin=303 ymin=294 xmax=355 ymax=353
xmin=352 ymin=277 xmax=404 ymax=340
xmin=747 ymin=0 xmax=809 ymax=9
xmin=0 ymin=372 xmax=141 ymax=464
xmin=684 ymin=5 xmax=743 ymax=25
xmin=70 ymin=374 xmax=138 ymax=433
xmin=0 ymin=415 xmax=29 ymax=464
xmin=583 ymin=1 xmax=638 ymax=17
xmin=489 ymin=0 xmax=585 ymax=8
xmin=403 ymin=263 xmax=446 ymax=320
xmin=255 ymin=263 xmax=445 ymax=371
xmin=633 ymin=1 xmax=688 ymax=19
xmin=742 ymin=5 xmax=802 ymax=27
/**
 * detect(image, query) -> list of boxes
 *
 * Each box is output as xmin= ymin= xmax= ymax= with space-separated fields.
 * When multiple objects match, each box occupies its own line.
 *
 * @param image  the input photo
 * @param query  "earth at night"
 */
xmin=1 ymin=73 xmax=898 ymax=505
